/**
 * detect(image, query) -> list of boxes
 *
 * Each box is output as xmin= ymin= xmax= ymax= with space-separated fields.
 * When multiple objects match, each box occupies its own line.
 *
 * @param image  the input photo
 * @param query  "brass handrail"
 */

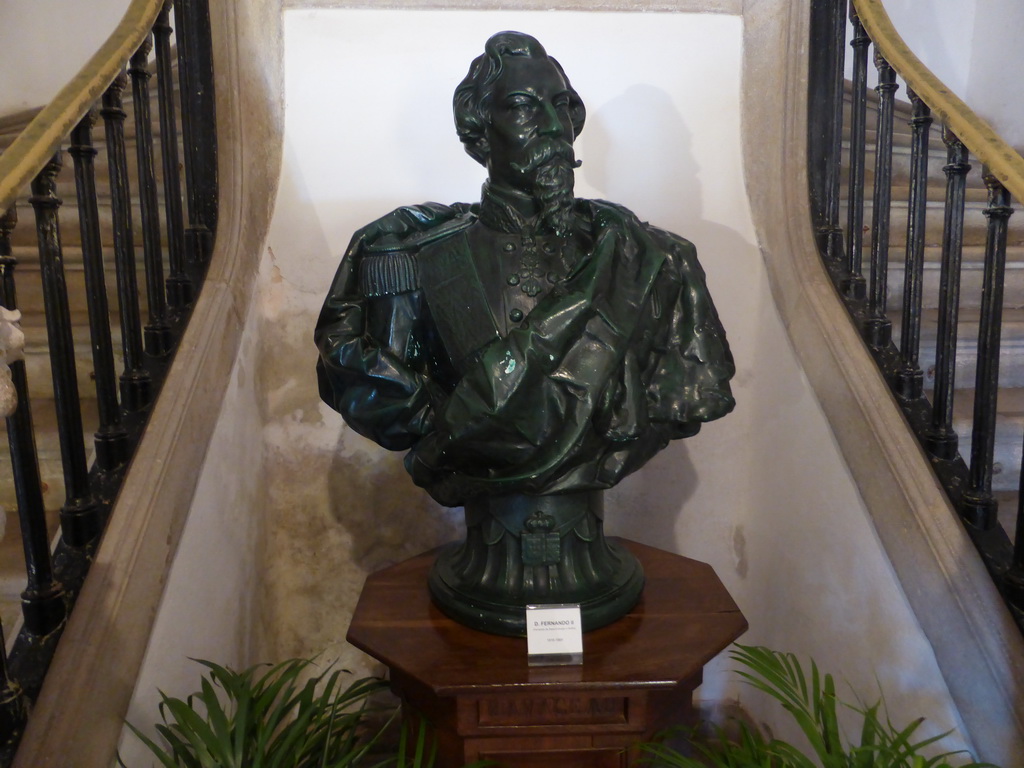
xmin=0 ymin=0 xmax=163 ymax=214
xmin=853 ymin=0 xmax=1024 ymax=201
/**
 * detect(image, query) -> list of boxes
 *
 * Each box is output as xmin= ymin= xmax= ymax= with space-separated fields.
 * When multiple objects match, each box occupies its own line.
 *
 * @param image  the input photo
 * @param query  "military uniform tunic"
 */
xmin=315 ymin=185 xmax=735 ymax=507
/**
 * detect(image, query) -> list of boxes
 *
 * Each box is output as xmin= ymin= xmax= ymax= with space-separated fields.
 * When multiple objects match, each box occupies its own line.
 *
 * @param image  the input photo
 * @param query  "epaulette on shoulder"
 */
xmin=360 ymin=251 xmax=418 ymax=297
xmin=360 ymin=210 xmax=475 ymax=297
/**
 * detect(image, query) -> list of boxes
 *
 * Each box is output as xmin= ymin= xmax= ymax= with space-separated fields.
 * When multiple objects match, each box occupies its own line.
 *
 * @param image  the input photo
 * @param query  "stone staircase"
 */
xmin=0 ymin=90 xmax=163 ymax=637
xmin=843 ymin=89 xmax=1024 ymax=538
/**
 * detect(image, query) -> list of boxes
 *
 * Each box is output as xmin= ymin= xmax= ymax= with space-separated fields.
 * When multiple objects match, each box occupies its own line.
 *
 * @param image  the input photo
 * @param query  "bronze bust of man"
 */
xmin=315 ymin=31 xmax=735 ymax=635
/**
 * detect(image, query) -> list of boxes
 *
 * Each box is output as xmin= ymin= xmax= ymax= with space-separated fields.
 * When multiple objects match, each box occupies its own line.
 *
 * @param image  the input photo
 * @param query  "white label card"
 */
xmin=526 ymin=604 xmax=583 ymax=666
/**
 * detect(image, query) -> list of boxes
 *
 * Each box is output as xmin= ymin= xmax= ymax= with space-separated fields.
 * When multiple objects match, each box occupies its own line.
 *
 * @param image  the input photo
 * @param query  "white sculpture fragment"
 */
xmin=0 ymin=306 xmax=25 ymax=419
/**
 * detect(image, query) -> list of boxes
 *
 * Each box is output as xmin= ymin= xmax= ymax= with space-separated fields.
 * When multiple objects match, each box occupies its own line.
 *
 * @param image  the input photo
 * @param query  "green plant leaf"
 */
xmin=635 ymin=644 xmax=996 ymax=768
xmin=126 ymin=658 xmax=398 ymax=768
xmin=121 ymin=721 xmax=183 ymax=768
xmin=732 ymin=645 xmax=834 ymax=764
xmin=637 ymin=739 xmax=706 ymax=767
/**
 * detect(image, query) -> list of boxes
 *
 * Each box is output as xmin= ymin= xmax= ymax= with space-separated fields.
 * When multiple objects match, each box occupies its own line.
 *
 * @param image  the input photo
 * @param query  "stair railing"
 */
xmin=808 ymin=0 xmax=1024 ymax=629
xmin=0 ymin=0 xmax=216 ymax=761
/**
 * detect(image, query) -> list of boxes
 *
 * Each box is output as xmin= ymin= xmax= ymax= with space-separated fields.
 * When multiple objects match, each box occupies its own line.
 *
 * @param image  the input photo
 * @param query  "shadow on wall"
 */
xmin=593 ymin=85 xmax=758 ymax=561
xmin=327 ymin=433 xmax=461 ymax=574
xmin=582 ymin=84 xmax=701 ymax=228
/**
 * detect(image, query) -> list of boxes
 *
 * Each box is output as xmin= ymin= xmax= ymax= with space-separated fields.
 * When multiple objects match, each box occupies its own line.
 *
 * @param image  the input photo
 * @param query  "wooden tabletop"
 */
xmin=347 ymin=539 xmax=747 ymax=695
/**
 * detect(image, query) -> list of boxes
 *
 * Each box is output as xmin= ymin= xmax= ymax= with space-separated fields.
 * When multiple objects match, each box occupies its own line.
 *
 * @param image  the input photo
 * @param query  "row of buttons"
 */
xmin=502 ymin=240 xmax=561 ymax=255
xmin=506 ymin=272 xmax=561 ymax=286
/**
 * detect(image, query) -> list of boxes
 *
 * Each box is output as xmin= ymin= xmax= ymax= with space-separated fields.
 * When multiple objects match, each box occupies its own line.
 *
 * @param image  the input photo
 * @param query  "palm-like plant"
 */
xmin=639 ymin=645 xmax=996 ymax=768
xmin=121 ymin=657 xmax=401 ymax=768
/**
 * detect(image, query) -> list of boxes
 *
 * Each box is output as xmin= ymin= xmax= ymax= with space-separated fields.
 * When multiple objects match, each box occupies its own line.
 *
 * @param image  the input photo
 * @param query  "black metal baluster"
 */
xmin=961 ymin=171 xmax=1013 ymax=529
xmin=1009 ymin=380 xmax=1024 ymax=605
xmin=807 ymin=0 xmax=847 ymax=262
xmin=68 ymin=112 xmax=130 ymax=471
xmin=30 ymin=152 xmax=101 ymax=547
xmin=0 ymin=204 xmax=66 ymax=634
xmin=1010 ymin=510 xmax=1024 ymax=611
xmin=925 ymin=127 xmax=971 ymax=460
xmin=129 ymin=35 xmax=173 ymax=357
xmin=863 ymin=49 xmax=896 ymax=348
xmin=0 ymin=5 xmax=222 ymax=749
xmin=896 ymin=89 xmax=932 ymax=399
xmin=154 ymin=0 xmax=192 ymax=310
xmin=101 ymin=71 xmax=153 ymax=412
xmin=843 ymin=1 xmax=870 ymax=298
xmin=823 ymin=0 xmax=847 ymax=262
xmin=174 ymin=0 xmax=218 ymax=271
xmin=0 ymin=619 xmax=25 ymax=754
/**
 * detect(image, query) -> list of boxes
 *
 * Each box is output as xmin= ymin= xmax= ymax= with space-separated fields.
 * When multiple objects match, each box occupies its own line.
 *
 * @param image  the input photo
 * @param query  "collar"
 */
xmin=477 ymin=182 xmax=546 ymax=235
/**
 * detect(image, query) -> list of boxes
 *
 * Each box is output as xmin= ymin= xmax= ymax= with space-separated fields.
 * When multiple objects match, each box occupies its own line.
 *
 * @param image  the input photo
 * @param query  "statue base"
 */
xmin=428 ymin=491 xmax=644 ymax=636
xmin=347 ymin=540 xmax=748 ymax=768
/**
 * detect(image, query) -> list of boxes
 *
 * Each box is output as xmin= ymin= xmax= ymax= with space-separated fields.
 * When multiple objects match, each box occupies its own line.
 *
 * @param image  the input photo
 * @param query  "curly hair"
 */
xmin=453 ymin=31 xmax=586 ymax=166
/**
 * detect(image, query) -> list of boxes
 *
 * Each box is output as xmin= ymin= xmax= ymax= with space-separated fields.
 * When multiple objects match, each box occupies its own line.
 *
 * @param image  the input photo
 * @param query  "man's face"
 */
xmin=485 ymin=55 xmax=576 ymax=195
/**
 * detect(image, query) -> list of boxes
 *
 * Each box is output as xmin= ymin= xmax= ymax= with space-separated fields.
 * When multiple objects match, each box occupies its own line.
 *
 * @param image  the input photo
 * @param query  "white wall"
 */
xmin=965 ymin=3 xmax=1024 ymax=148
xmin=258 ymin=7 xmax=975 ymax=757
xmin=884 ymin=0 xmax=975 ymax=100
xmin=882 ymin=0 xmax=1024 ymax=150
xmin=0 ymin=0 xmax=130 ymax=117
xmin=116 ymin=311 xmax=266 ymax=765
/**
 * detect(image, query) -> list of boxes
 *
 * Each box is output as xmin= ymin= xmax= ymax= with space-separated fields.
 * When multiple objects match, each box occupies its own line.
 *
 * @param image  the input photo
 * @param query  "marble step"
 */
xmin=39 ymin=156 xmax=185 ymax=208
xmin=841 ymin=93 xmax=1009 ymax=208
xmin=7 ymin=244 xmax=153 ymax=313
xmin=0 ymin=66 xmax=177 ymax=638
xmin=886 ymin=245 xmax=1024 ymax=312
xmin=19 ymin=322 xmax=129 ymax=405
xmin=995 ymin=490 xmax=1021 ymax=541
xmin=843 ymin=116 xmax=948 ymax=168
xmin=0 ymin=518 xmax=55 ymax=640
xmin=841 ymin=197 xmax=1024 ymax=249
xmin=841 ymin=154 xmax=993 ymax=205
xmin=0 ymin=396 xmax=97 ymax=512
xmin=7 ymin=196 xmax=155 ymax=250
xmin=0 ymin=107 xmax=44 ymax=144
xmin=3 ymin=98 xmax=184 ymax=252
xmin=900 ymin=308 xmax=1024 ymax=393
xmin=0 ymin=135 xmax=187 ymax=221
xmin=951 ymin=388 xmax=1024 ymax=494
xmin=0 ymin=396 xmax=97 ymax=636
xmin=1 ymin=257 xmax=166 ymax=404
xmin=843 ymin=87 xmax=918 ymax=138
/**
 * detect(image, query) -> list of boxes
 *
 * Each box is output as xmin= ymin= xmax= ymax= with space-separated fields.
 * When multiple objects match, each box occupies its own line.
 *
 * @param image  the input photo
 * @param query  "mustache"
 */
xmin=509 ymin=140 xmax=582 ymax=174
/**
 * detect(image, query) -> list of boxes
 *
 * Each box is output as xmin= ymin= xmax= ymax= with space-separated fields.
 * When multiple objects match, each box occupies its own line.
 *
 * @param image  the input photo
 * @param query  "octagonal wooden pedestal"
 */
xmin=347 ymin=539 xmax=747 ymax=768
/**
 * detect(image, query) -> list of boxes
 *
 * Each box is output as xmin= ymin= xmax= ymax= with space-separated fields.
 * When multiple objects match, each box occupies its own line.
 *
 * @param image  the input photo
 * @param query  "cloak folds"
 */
xmin=315 ymin=199 xmax=734 ymax=507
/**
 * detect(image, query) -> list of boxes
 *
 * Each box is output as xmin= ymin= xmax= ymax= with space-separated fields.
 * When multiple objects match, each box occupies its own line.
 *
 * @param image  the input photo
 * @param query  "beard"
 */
xmin=510 ymin=140 xmax=580 ymax=237
xmin=534 ymin=158 xmax=576 ymax=237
